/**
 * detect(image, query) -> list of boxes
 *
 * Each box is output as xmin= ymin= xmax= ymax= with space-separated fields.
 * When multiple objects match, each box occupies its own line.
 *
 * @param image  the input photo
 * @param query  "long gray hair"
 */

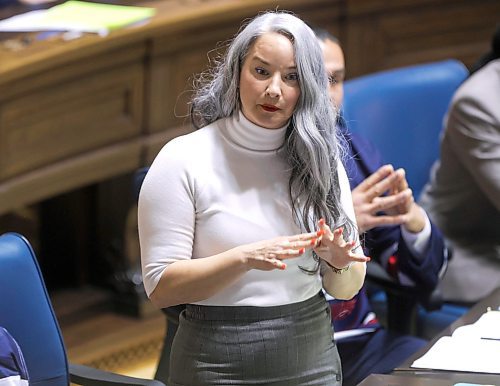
xmin=191 ymin=11 xmax=355 ymax=240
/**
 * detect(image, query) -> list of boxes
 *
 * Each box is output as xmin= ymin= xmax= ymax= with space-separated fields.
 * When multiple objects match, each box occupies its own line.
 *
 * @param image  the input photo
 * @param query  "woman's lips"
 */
xmin=261 ymin=104 xmax=279 ymax=112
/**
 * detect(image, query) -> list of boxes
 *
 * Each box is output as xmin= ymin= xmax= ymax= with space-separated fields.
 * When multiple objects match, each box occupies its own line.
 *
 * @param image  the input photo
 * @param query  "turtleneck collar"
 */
xmin=224 ymin=111 xmax=289 ymax=152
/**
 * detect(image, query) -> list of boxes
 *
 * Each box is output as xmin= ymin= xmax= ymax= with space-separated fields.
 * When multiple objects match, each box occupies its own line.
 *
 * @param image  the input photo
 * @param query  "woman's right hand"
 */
xmin=239 ymin=231 xmax=323 ymax=271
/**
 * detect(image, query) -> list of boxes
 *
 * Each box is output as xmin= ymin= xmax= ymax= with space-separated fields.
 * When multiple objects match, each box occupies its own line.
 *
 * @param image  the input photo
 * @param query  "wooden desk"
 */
xmin=389 ymin=287 xmax=500 ymax=385
xmin=1 ymin=0 xmax=499 ymax=216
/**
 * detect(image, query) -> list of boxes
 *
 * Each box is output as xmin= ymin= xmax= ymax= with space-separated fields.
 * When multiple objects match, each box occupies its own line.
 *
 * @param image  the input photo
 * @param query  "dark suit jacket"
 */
xmin=0 ymin=327 xmax=29 ymax=383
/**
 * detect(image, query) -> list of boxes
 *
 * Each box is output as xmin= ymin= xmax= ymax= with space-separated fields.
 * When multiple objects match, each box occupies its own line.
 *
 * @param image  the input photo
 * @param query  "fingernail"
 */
xmin=280 ymin=262 xmax=287 ymax=270
xmin=335 ymin=227 xmax=343 ymax=235
xmin=310 ymin=238 xmax=317 ymax=246
xmin=299 ymin=248 xmax=305 ymax=254
xmin=319 ymin=218 xmax=325 ymax=226
xmin=316 ymin=229 xmax=325 ymax=236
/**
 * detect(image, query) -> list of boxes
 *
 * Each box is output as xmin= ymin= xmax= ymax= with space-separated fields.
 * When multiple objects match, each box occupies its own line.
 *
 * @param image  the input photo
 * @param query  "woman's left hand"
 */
xmin=313 ymin=219 xmax=369 ymax=269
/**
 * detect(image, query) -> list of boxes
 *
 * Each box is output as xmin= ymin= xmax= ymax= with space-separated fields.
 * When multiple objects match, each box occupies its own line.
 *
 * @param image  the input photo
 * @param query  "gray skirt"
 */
xmin=168 ymin=292 xmax=342 ymax=386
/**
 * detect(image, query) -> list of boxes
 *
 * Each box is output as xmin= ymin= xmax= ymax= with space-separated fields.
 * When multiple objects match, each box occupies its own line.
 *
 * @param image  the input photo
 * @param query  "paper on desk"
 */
xmin=0 ymin=0 xmax=156 ymax=36
xmin=451 ymin=311 xmax=500 ymax=341
xmin=412 ymin=311 xmax=500 ymax=374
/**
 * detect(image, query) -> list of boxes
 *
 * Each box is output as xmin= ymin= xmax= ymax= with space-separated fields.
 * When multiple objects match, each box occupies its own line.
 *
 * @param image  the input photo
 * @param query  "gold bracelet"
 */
xmin=325 ymin=261 xmax=351 ymax=274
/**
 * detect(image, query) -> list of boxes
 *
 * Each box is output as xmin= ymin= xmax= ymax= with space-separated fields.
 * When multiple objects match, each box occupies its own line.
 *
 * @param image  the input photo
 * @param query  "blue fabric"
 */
xmin=329 ymin=125 xmax=447 ymax=385
xmin=342 ymin=59 xmax=468 ymax=199
xmin=0 ymin=233 xmax=69 ymax=386
xmin=0 ymin=327 xmax=29 ymax=382
xmin=416 ymin=303 xmax=468 ymax=340
xmin=337 ymin=328 xmax=427 ymax=386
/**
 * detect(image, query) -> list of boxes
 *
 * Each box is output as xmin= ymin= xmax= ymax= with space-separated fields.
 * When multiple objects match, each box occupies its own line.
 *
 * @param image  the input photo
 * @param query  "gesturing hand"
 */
xmin=352 ymin=164 xmax=423 ymax=233
xmin=241 ymin=231 xmax=323 ymax=271
xmin=314 ymin=219 xmax=369 ymax=269
xmin=386 ymin=167 xmax=426 ymax=233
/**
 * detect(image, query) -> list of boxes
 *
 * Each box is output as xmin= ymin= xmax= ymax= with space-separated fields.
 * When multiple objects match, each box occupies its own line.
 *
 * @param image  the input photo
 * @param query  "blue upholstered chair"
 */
xmin=0 ymin=232 xmax=165 ymax=386
xmin=343 ymin=59 xmax=468 ymax=199
xmin=343 ymin=59 xmax=469 ymax=338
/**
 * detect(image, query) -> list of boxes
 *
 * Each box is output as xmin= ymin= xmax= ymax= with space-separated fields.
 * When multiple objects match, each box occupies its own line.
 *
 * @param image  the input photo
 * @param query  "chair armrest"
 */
xmin=69 ymin=363 xmax=166 ymax=386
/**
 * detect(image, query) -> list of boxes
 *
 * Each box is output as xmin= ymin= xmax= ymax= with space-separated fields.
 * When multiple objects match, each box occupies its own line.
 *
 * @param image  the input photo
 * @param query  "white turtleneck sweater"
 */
xmin=138 ymin=112 xmax=356 ymax=306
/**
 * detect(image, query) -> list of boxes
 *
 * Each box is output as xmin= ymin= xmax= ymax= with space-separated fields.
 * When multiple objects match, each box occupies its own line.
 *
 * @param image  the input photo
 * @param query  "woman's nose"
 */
xmin=265 ymin=75 xmax=281 ymax=98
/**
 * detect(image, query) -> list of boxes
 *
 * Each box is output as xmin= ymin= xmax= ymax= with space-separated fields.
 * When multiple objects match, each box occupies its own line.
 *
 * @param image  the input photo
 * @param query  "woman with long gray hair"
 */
xmin=139 ymin=10 xmax=368 ymax=385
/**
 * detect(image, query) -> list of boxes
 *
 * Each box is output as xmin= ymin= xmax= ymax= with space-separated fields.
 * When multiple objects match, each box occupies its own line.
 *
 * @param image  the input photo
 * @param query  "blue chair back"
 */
xmin=343 ymin=59 xmax=468 ymax=198
xmin=0 ymin=233 xmax=69 ymax=386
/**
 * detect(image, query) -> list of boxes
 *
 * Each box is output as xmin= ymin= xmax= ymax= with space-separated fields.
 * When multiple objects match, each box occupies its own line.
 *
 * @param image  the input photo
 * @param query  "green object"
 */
xmin=41 ymin=0 xmax=156 ymax=34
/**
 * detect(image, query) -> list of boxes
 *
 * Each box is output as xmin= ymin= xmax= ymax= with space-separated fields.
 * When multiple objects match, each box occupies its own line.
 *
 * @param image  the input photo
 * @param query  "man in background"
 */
xmin=419 ymin=25 xmax=500 ymax=304
xmin=314 ymin=27 xmax=448 ymax=386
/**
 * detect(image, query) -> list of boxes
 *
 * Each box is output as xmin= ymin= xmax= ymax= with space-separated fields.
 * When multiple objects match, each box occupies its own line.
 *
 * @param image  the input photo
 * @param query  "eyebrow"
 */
xmin=253 ymin=55 xmax=297 ymax=70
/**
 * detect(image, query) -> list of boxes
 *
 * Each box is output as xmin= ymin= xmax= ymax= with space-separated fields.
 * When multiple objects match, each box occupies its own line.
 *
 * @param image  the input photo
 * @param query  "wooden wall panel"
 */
xmin=1 ymin=64 xmax=143 ymax=179
xmin=344 ymin=0 xmax=500 ymax=77
xmin=148 ymin=22 xmax=238 ymax=133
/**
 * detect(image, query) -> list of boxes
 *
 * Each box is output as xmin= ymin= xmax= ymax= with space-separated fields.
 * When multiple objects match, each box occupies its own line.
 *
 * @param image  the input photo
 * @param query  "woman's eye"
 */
xmin=255 ymin=67 xmax=268 ymax=76
xmin=286 ymin=73 xmax=299 ymax=82
xmin=329 ymin=74 xmax=344 ymax=85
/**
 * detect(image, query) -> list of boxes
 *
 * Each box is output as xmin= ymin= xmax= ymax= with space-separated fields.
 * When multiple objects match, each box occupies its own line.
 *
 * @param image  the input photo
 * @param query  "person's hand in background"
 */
xmin=352 ymin=164 xmax=425 ymax=233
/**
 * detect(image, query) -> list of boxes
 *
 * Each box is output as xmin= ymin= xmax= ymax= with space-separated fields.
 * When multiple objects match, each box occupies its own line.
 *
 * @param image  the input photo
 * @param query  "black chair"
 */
xmin=0 ymin=232 xmax=165 ymax=386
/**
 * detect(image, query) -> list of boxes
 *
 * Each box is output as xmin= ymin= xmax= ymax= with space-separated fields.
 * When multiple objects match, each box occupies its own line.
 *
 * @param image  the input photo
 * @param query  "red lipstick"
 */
xmin=261 ymin=104 xmax=279 ymax=112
